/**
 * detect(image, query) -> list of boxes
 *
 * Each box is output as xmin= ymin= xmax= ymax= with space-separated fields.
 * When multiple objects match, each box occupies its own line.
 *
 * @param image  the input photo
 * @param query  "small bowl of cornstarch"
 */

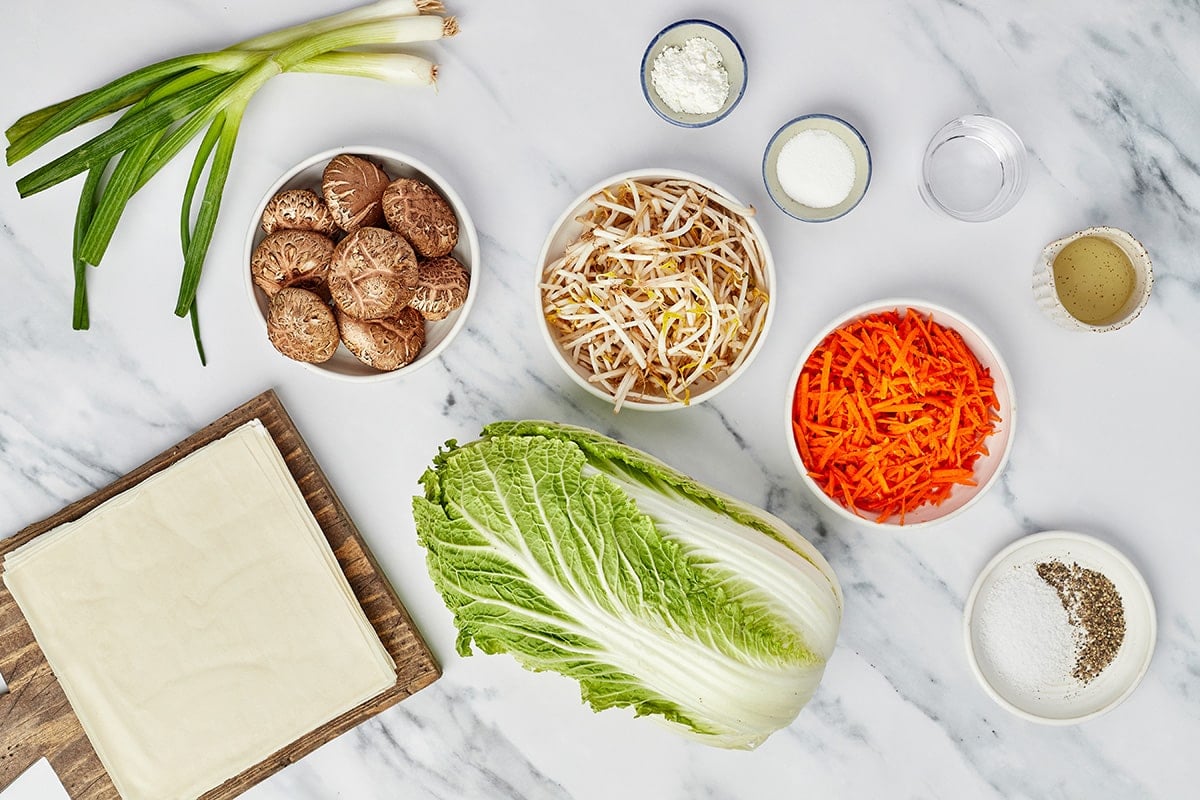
xmin=641 ymin=20 xmax=747 ymax=127
xmin=763 ymin=114 xmax=872 ymax=222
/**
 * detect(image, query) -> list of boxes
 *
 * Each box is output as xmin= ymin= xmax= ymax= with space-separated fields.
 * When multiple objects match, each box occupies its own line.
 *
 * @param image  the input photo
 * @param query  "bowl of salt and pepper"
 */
xmin=965 ymin=532 xmax=1155 ymax=724
xmin=640 ymin=18 xmax=1154 ymax=723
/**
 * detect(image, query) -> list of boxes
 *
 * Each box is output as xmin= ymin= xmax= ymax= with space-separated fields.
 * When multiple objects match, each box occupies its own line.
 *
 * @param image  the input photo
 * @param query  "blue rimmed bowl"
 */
xmin=640 ymin=20 xmax=747 ymax=128
xmin=763 ymin=114 xmax=872 ymax=222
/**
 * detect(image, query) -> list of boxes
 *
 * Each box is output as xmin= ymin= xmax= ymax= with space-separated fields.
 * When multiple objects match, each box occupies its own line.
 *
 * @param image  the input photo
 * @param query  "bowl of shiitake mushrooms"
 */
xmin=245 ymin=145 xmax=478 ymax=381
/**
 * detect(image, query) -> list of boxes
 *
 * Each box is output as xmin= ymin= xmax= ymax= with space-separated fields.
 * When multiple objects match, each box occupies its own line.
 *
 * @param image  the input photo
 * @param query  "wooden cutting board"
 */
xmin=0 ymin=389 xmax=440 ymax=799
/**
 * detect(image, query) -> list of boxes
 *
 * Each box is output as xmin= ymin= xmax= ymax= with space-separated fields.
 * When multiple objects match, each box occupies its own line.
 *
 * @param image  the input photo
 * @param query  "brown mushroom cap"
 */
xmin=260 ymin=188 xmax=339 ymax=236
xmin=322 ymin=154 xmax=390 ymax=233
xmin=328 ymin=227 xmax=419 ymax=320
xmin=266 ymin=288 xmax=338 ymax=363
xmin=250 ymin=230 xmax=335 ymax=298
xmin=337 ymin=306 xmax=426 ymax=371
xmin=382 ymin=177 xmax=459 ymax=258
xmin=410 ymin=256 xmax=470 ymax=321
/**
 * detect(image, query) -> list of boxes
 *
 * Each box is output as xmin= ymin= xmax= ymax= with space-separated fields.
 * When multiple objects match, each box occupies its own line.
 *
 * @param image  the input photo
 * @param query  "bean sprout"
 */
xmin=541 ymin=178 xmax=769 ymax=412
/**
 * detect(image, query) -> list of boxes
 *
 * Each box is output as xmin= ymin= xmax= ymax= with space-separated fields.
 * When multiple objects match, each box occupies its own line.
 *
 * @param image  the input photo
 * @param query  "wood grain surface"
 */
xmin=0 ymin=389 xmax=440 ymax=799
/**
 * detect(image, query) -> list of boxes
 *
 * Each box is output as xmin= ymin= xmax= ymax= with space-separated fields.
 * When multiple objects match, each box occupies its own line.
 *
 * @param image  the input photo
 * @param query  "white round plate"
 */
xmin=963 ymin=531 xmax=1156 ymax=724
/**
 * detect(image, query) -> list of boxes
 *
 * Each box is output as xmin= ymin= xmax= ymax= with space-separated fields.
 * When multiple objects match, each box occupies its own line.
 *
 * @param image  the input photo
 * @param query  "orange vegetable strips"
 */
xmin=791 ymin=308 xmax=1001 ymax=523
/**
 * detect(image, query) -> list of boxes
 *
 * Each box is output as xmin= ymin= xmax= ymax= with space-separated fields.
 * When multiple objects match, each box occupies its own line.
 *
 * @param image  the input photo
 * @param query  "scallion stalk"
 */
xmin=289 ymin=52 xmax=438 ymax=86
xmin=235 ymin=0 xmax=442 ymax=51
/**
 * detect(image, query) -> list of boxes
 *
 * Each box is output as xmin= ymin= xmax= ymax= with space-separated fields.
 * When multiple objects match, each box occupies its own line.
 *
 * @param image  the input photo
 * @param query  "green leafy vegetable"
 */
xmin=413 ymin=421 xmax=843 ymax=749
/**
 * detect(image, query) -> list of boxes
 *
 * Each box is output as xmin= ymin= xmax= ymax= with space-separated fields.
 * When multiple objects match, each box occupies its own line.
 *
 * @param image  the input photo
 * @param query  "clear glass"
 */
xmin=920 ymin=115 xmax=1027 ymax=222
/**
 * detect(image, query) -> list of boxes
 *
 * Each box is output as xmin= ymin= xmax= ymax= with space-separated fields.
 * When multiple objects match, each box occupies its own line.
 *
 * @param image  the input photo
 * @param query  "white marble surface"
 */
xmin=2 ymin=1 xmax=1198 ymax=798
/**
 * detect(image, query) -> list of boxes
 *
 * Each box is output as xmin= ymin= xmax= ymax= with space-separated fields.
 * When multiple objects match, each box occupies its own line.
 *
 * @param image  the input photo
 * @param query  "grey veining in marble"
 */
xmin=1 ymin=1 xmax=1197 ymax=798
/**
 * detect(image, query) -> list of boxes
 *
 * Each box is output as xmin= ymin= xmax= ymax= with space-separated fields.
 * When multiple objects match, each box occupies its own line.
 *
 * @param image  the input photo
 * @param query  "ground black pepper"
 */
xmin=1036 ymin=560 xmax=1126 ymax=684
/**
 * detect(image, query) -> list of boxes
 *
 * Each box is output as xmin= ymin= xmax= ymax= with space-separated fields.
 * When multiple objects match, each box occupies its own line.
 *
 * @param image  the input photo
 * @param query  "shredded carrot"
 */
xmin=791 ymin=308 xmax=1001 ymax=523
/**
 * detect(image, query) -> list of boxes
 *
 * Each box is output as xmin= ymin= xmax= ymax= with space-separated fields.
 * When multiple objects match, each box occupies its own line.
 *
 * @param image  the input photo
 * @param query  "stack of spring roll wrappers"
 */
xmin=2 ymin=422 xmax=396 ymax=800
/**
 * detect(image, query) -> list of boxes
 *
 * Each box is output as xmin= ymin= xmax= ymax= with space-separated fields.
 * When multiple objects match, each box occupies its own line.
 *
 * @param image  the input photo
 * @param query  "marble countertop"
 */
xmin=2 ymin=1 xmax=1197 ymax=797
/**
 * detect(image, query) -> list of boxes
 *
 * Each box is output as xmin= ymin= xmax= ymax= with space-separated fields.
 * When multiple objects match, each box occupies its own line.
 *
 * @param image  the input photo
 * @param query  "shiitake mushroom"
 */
xmin=250 ymin=230 xmax=334 ymax=298
xmin=337 ymin=306 xmax=426 ymax=371
xmin=266 ymin=287 xmax=338 ymax=363
xmin=410 ymin=256 xmax=469 ymax=321
xmin=322 ymin=154 xmax=390 ymax=232
xmin=260 ymin=188 xmax=338 ymax=236
xmin=382 ymin=177 xmax=458 ymax=258
xmin=328 ymin=227 xmax=419 ymax=320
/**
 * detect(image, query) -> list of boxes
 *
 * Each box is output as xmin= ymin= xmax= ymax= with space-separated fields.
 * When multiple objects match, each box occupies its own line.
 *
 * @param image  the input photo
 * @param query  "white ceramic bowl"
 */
xmin=763 ymin=114 xmax=871 ymax=222
xmin=964 ymin=531 xmax=1156 ymax=724
xmin=640 ymin=20 xmax=747 ymax=127
xmin=784 ymin=298 xmax=1016 ymax=527
xmin=244 ymin=145 xmax=479 ymax=382
xmin=536 ymin=168 xmax=776 ymax=411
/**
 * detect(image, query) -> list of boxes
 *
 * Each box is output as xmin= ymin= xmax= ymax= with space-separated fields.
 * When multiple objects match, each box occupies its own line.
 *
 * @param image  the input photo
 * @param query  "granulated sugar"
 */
xmin=775 ymin=129 xmax=857 ymax=209
xmin=976 ymin=561 xmax=1080 ymax=693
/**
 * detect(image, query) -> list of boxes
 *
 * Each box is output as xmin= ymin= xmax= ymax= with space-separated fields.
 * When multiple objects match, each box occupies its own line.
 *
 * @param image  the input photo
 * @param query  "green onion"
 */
xmin=9 ymin=0 xmax=455 ymax=361
xmin=71 ymin=167 xmax=105 ymax=330
xmin=177 ymin=105 xmax=242 ymax=318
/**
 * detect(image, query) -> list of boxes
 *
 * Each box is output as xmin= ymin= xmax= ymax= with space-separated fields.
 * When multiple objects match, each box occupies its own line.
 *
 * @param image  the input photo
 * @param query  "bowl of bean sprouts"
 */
xmin=536 ymin=169 xmax=775 ymax=412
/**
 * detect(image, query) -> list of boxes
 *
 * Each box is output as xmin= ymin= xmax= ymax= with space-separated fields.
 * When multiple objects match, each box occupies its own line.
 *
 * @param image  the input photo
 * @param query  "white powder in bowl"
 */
xmin=976 ymin=562 xmax=1081 ymax=694
xmin=650 ymin=36 xmax=730 ymax=115
xmin=776 ymin=129 xmax=857 ymax=209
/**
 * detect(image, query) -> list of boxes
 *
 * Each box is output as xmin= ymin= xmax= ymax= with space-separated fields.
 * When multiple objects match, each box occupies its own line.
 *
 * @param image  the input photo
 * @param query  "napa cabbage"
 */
xmin=412 ymin=421 xmax=842 ymax=749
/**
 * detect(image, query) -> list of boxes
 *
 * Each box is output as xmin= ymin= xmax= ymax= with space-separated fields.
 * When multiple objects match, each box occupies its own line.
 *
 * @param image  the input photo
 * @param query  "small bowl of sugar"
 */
xmin=640 ymin=20 xmax=747 ymax=128
xmin=763 ymin=114 xmax=872 ymax=222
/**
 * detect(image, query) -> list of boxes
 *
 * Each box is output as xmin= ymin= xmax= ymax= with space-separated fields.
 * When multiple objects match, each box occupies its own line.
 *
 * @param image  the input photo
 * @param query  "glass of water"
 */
xmin=920 ymin=115 xmax=1028 ymax=222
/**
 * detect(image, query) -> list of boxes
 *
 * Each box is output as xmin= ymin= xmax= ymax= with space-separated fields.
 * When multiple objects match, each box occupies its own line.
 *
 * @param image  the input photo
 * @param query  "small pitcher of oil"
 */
xmin=1033 ymin=227 xmax=1152 ymax=332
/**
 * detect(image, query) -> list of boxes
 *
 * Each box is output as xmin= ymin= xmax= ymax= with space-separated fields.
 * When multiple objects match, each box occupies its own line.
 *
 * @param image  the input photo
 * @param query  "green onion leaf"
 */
xmin=71 ymin=165 xmax=106 ymax=330
xmin=8 ymin=98 xmax=77 ymax=146
xmin=77 ymin=134 xmax=163 ymax=266
xmin=16 ymin=72 xmax=239 ymax=197
xmin=7 ymin=87 xmax=155 ymax=148
xmin=136 ymin=63 xmax=275 ymax=193
xmin=175 ymin=104 xmax=242 ymax=316
xmin=78 ymin=69 xmax=221 ymax=265
xmin=189 ymin=299 xmax=207 ymax=366
xmin=4 ymin=52 xmax=250 ymax=166
xmin=180 ymin=114 xmax=225 ymax=253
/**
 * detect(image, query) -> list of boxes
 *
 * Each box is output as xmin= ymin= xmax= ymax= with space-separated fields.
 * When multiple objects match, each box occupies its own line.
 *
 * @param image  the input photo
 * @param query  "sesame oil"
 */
xmin=1051 ymin=236 xmax=1136 ymax=325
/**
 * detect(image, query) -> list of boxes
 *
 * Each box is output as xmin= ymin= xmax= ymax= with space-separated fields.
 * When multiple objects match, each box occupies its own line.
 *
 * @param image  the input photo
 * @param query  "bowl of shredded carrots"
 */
xmin=786 ymin=299 xmax=1015 ymax=527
